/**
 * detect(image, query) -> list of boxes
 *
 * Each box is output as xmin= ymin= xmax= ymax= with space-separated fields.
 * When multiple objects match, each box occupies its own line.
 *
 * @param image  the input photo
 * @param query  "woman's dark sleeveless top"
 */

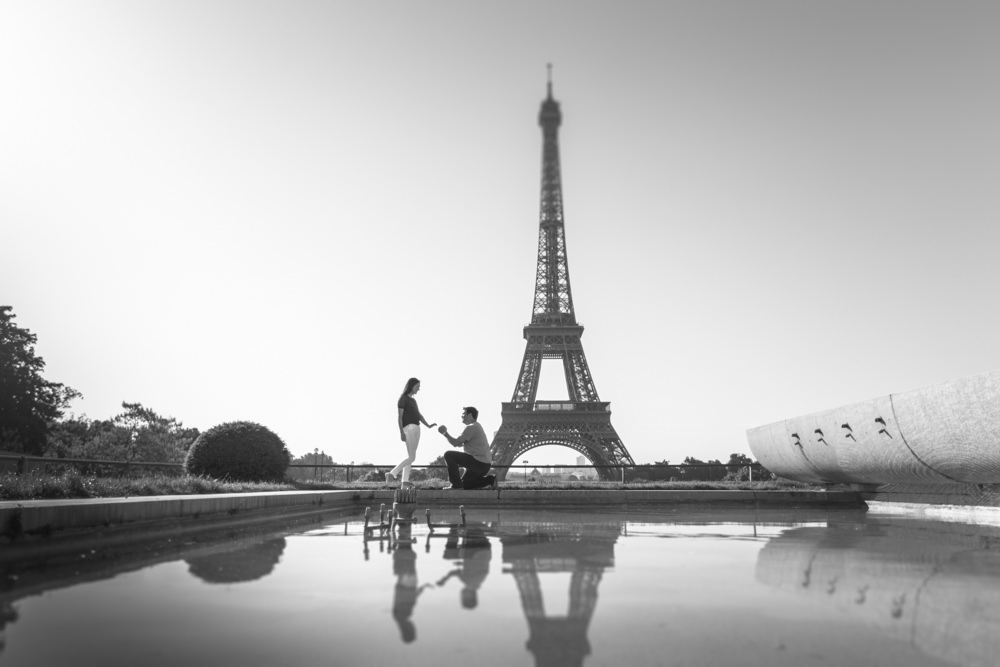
xmin=398 ymin=395 xmax=420 ymax=426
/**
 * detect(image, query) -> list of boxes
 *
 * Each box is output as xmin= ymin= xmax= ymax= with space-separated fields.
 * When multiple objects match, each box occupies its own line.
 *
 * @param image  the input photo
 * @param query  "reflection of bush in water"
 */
xmin=186 ymin=538 xmax=287 ymax=584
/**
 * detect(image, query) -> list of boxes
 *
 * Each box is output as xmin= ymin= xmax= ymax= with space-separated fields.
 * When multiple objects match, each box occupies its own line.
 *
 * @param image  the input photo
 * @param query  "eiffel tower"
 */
xmin=491 ymin=70 xmax=634 ymax=481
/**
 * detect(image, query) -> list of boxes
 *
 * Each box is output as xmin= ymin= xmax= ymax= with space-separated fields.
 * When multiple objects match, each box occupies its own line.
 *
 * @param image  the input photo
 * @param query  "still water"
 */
xmin=2 ymin=506 xmax=999 ymax=667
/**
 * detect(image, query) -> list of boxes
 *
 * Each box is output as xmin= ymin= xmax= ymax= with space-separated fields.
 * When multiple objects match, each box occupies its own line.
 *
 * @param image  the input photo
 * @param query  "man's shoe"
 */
xmin=488 ymin=475 xmax=497 ymax=490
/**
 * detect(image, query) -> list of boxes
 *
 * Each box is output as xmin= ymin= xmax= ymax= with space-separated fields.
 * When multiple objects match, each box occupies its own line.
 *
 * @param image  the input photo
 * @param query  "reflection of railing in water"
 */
xmin=756 ymin=516 xmax=1000 ymax=667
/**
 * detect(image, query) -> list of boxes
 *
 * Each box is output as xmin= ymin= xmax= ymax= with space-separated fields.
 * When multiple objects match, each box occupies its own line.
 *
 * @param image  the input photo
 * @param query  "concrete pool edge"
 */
xmin=1 ymin=488 xmax=864 ymax=546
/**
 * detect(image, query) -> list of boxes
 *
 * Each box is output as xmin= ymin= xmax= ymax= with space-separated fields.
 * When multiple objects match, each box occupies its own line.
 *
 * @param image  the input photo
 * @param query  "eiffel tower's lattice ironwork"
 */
xmin=491 ymin=71 xmax=634 ymax=481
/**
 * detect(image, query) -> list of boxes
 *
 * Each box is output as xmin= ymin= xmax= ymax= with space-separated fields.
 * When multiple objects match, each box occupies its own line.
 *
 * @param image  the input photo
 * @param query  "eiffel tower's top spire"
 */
xmin=533 ymin=64 xmax=573 ymax=324
xmin=539 ymin=63 xmax=562 ymax=129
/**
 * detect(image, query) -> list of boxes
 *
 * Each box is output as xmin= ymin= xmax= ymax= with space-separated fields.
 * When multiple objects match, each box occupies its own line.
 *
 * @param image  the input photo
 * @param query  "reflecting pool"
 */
xmin=2 ymin=506 xmax=999 ymax=666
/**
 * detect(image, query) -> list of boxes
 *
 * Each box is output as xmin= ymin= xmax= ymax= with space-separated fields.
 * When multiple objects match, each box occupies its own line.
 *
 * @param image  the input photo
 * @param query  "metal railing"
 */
xmin=0 ymin=453 xmax=184 ymax=476
xmin=1 ymin=454 xmax=766 ymax=483
xmin=286 ymin=462 xmax=767 ymax=483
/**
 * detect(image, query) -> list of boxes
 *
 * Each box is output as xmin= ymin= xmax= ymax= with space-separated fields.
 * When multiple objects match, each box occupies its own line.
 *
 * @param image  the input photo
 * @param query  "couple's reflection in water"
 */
xmin=388 ymin=519 xmax=494 ymax=642
xmin=383 ymin=512 xmax=619 ymax=667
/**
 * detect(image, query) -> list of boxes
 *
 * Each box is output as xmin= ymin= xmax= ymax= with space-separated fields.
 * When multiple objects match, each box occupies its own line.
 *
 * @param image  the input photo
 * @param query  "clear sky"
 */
xmin=3 ymin=1 xmax=999 ymax=467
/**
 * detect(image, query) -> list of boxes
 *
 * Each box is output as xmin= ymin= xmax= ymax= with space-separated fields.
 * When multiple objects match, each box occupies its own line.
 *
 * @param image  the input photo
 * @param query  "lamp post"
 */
xmin=522 ymin=459 xmax=529 ymax=482
xmin=314 ymin=448 xmax=319 ymax=480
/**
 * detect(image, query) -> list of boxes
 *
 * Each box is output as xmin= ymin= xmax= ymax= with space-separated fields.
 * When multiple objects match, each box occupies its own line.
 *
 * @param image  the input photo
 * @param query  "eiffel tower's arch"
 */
xmin=509 ymin=439 xmax=591 ymax=466
xmin=492 ymin=406 xmax=629 ymax=481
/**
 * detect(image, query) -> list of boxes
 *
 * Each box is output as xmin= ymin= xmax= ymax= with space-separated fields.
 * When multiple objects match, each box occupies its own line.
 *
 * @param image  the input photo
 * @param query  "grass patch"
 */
xmin=0 ymin=471 xmax=817 ymax=501
xmin=0 ymin=471 xmax=293 ymax=501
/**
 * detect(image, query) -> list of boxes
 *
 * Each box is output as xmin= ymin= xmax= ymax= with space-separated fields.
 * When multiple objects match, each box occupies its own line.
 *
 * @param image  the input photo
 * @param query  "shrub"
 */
xmin=184 ymin=421 xmax=290 ymax=482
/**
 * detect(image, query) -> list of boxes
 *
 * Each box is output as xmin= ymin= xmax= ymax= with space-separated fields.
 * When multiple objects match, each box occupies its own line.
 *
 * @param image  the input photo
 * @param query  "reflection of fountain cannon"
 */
xmin=499 ymin=522 xmax=621 ymax=667
xmin=361 ymin=488 xmax=421 ymax=559
xmin=756 ymin=517 xmax=1000 ymax=667
xmin=185 ymin=537 xmax=287 ymax=584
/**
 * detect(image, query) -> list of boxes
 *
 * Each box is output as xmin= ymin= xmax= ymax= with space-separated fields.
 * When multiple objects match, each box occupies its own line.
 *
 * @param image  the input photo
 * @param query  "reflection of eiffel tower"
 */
xmin=500 ymin=523 xmax=619 ymax=667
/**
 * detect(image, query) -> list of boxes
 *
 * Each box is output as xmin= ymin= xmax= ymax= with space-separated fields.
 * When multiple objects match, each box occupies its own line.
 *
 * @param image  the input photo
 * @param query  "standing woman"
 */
xmin=387 ymin=377 xmax=436 ymax=488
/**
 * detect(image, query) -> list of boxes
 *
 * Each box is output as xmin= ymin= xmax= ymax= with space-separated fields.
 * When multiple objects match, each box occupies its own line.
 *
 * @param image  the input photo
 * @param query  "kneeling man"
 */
xmin=437 ymin=406 xmax=496 ymax=490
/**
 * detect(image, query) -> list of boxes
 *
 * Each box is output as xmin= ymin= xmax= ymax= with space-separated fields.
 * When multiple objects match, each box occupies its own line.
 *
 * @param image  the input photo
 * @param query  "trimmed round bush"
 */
xmin=184 ymin=421 xmax=291 ymax=482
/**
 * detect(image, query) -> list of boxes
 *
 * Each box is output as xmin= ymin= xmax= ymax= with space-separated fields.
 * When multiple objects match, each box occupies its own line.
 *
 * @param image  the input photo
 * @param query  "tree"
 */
xmin=681 ymin=456 xmax=725 ymax=481
xmin=288 ymin=451 xmax=336 ymax=482
xmin=0 ymin=306 xmax=80 ymax=454
xmin=725 ymin=452 xmax=754 ymax=481
xmin=425 ymin=453 xmax=448 ymax=481
xmin=45 ymin=403 xmax=199 ymax=464
xmin=650 ymin=459 xmax=680 ymax=481
xmin=45 ymin=415 xmax=100 ymax=459
xmin=112 ymin=402 xmax=199 ymax=463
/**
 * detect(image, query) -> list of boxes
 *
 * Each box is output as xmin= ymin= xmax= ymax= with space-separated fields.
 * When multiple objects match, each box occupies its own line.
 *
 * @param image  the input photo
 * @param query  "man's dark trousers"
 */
xmin=444 ymin=450 xmax=492 ymax=489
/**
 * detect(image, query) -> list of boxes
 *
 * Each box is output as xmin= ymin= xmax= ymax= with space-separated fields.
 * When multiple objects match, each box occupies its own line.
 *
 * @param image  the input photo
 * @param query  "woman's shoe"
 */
xmin=401 ymin=481 xmax=415 ymax=489
xmin=385 ymin=473 xmax=395 ymax=486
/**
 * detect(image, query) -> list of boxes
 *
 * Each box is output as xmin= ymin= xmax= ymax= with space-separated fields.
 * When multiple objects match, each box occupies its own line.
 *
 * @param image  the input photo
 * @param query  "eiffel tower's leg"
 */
xmin=562 ymin=347 xmax=599 ymax=403
xmin=512 ymin=348 xmax=542 ymax=404
xmin=492 ymin=421 xmax=540 ymax=483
